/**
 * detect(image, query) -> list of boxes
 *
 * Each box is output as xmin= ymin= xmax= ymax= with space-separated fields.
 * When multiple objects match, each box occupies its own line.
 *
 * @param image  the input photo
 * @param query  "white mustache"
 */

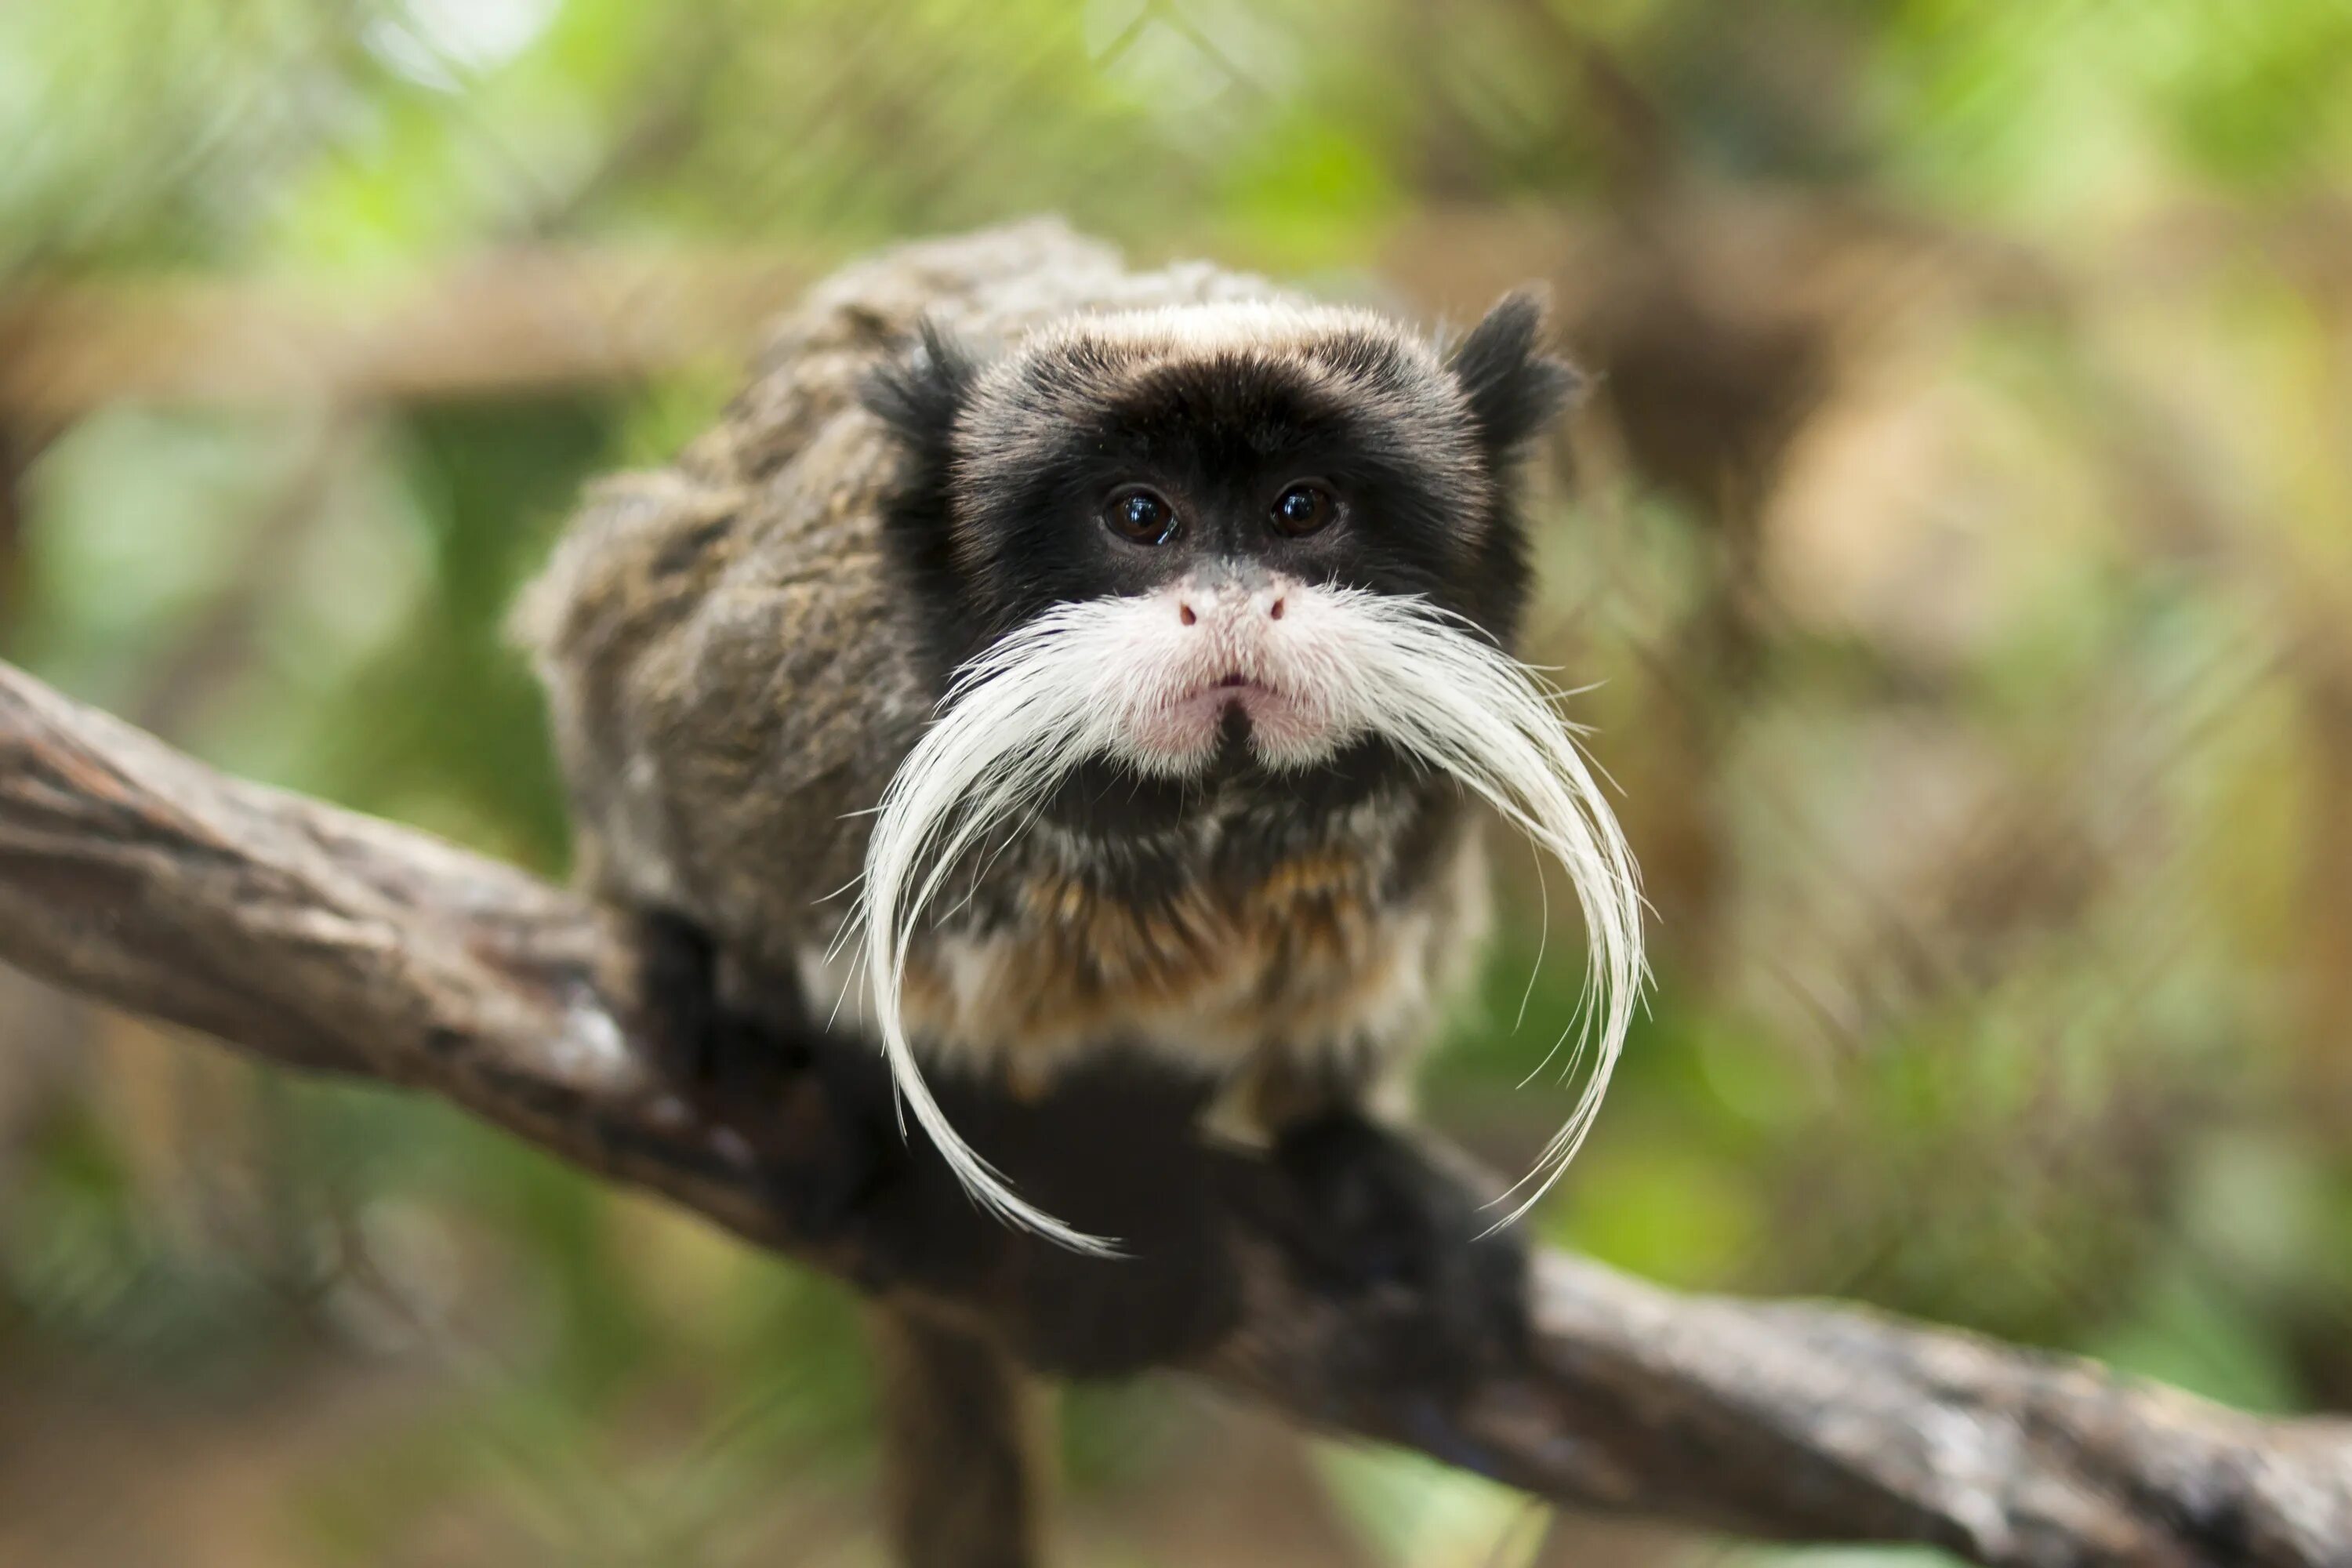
xmin=844 ymin=583 xmax=1646 ymax=1254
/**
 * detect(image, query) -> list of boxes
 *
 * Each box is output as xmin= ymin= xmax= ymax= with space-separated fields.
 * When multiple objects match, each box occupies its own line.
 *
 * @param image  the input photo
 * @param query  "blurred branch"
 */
xmin=2 ymin=659 xmax=2349 ymax=1564
xmin=0 ymin=250 xmax=809 ymax=418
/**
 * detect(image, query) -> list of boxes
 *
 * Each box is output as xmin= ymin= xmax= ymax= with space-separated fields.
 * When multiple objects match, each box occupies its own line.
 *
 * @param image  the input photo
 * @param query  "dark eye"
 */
xmin=1103 ymin=485 xmax=1179 ymax=546
xmin=1271 ymin=481 xmax=1338 ymax=538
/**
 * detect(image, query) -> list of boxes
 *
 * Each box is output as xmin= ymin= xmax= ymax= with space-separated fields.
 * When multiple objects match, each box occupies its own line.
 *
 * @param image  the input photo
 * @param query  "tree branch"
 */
xmin=0 ymin=657 xmax=2347 ymax=1567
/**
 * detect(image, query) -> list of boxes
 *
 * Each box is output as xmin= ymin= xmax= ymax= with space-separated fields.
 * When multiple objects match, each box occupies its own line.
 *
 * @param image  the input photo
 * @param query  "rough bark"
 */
xmin=0 ymin=657 xmax=2347 ymax=1567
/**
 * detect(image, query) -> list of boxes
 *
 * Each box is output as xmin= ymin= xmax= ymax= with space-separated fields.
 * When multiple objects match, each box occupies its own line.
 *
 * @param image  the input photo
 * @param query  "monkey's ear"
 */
xmin=866 ymin=320 xmax=983 ymax=621
xmin=1446 ymin=290 xmax=1582 ymax=459
xmin=862 ymin=318 xmax=981 ymax=464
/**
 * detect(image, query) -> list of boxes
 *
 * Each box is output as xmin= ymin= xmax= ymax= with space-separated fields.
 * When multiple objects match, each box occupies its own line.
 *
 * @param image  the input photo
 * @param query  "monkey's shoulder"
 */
xmin=517 ymin=422 xmax=926 ymax=948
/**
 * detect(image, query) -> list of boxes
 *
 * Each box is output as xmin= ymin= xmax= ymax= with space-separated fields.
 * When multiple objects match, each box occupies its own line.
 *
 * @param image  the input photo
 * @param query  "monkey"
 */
xmin=514 ymin=217 xmax=1642 ymax=1562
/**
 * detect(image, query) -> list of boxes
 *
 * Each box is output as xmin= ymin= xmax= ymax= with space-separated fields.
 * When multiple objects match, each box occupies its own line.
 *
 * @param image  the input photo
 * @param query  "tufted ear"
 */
xmin=863 ymin=317 xmax=982 ymax=467
xmin=1446 ymin=290 xmax=1582 ymax=461
xmin=864 ymin=319 xmax=989 ymax=654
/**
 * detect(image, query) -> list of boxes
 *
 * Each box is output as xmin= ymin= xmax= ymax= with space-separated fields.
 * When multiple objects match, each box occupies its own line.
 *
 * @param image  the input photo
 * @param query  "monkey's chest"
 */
xmin=891 ymin=841 xmax=1483 ymax=1076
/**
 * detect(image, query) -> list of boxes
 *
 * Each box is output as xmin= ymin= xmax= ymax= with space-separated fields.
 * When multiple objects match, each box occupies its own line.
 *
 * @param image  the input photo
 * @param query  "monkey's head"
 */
xmin=868 ymin=296 xmax=1573 ymax=786
xmin=857 ymin=295 xmax=1646 ymax=1253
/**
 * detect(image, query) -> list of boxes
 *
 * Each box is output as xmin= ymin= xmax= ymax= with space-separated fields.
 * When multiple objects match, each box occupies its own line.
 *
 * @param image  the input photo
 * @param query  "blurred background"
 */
xmin=4 ymin=1 xmax=2351 ymax=1563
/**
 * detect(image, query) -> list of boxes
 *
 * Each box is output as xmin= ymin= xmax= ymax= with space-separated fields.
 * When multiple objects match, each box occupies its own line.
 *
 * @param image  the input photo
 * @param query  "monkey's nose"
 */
xmin=1176 ymin=588 xmax=1287 ymax=626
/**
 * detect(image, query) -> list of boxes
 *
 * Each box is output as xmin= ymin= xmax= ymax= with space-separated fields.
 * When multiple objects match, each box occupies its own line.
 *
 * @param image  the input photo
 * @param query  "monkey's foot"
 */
xmin=1262 ymin=1112 xmax=1530 ymax=1379
xmin=634 ymin=911 xmax=886 ymax=1243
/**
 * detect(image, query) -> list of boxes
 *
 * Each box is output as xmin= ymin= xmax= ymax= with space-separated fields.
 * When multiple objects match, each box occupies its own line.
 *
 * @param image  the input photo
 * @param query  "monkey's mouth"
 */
xmin=1175 ymin=673 xmax=1281 ymax=713
xmin=1127 ymin=663 xmax=1332 ymax=774
xmin=1179 ymin=674 xmax=1322 ymax=747
xmin=1148 ymin=674 xmax=1282 ymax=742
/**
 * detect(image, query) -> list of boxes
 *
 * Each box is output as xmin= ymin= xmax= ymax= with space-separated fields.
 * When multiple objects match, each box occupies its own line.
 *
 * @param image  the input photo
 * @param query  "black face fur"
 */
xmin=864 ymin=294 xmax=1579 ymax=843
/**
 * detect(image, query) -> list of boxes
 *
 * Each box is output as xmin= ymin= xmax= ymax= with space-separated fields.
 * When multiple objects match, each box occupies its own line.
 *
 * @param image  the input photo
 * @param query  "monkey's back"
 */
xmin=517 ymin=220 xmax=1286 ymax=976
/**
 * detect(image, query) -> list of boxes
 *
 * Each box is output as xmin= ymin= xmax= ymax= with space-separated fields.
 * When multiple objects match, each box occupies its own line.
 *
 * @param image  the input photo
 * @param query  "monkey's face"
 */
xmin=861 ymin=295 xmax=1644 ymax=1250
xmin=870 ymin=296 xmax=1573 ymax=786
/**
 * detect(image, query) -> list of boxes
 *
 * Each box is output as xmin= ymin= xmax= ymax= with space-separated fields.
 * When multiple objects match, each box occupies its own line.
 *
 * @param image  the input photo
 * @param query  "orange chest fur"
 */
xmin=893 ymin=838 xmax=1487 ymax=1074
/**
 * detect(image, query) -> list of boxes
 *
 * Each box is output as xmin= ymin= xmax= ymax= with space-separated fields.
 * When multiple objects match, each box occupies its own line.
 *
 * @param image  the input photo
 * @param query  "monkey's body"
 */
xmin=521 ymin=220 xmax=1490 ymax=1126
xmin=523 ymin=218 xmax=1640 ymax=1568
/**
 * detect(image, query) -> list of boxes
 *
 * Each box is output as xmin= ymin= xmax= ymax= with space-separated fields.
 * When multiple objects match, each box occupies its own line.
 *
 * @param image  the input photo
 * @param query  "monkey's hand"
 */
xmin=636 ymin=911 xmax=891 ymax=1247
xmin=1248 ymin=1112 xmax=1532 ymax=1385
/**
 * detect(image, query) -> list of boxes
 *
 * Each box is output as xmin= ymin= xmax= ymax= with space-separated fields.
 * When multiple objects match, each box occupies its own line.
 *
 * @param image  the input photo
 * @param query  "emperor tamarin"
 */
xmin=517 ymin=219 xmax=1643 ymax=1271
